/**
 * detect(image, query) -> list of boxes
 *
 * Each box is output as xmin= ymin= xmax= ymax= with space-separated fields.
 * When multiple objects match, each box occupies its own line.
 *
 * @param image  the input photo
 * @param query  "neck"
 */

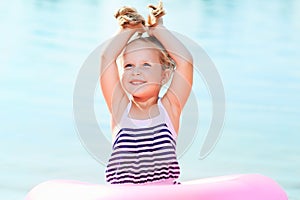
xmin=129 ymin=96 xmax=160 ymax=119
xmin=131 ymin=96 xmax=159 ymax=110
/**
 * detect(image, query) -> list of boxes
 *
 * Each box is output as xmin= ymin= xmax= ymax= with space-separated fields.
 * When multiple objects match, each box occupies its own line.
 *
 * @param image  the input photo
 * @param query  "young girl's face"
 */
xmin=120 ymin=40 xmax=166 ymax=99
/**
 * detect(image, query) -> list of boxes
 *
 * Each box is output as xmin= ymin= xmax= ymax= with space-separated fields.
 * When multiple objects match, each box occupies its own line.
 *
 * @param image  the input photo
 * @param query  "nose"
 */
xmin=132 ymin=66 xmax=141 ymax=75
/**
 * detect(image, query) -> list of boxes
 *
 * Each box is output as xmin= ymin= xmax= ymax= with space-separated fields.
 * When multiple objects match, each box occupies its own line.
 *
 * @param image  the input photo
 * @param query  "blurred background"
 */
xmin=1 ymin=0 xmax=299 ymax=199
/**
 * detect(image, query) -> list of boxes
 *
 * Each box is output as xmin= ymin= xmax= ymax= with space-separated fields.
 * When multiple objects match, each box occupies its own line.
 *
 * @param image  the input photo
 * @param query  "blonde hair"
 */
xmin=124 ymin=36 xmax=176 ymax=70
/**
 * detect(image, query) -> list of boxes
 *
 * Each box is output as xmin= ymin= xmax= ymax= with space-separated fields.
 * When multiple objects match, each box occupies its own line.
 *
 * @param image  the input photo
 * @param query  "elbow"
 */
xmin=185 ymin=51 xmax=193 ymax=65
xmin=177 ymin=51 xmax=193 ymax=67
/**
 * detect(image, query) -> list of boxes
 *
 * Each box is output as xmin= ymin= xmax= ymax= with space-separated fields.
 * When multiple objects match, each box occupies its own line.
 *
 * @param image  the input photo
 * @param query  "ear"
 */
xmin=161 ymin=68 xmax=172 ymax=85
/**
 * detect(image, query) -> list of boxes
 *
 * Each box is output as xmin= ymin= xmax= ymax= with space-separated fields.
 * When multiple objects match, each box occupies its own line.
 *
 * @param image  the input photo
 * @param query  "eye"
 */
xmin=124 ymin=64 xmax=134 ymax=69
xmin=143 ymin=63 xmax=151 ymax=68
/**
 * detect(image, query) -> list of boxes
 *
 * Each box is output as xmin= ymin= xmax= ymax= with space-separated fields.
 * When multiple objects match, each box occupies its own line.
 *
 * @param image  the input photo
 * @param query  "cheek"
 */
xmin=121 ymin=74 xmax=127 ymax=83
xmin=120 ymin=72 xmax=127 ymax=85
xmin=151 ymin=68 xmax=164 ymax=82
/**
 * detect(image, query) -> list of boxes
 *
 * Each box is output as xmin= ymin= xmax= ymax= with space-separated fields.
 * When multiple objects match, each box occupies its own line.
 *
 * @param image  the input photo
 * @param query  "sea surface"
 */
xmin=1 ymin=0 xmax=299 ymax=199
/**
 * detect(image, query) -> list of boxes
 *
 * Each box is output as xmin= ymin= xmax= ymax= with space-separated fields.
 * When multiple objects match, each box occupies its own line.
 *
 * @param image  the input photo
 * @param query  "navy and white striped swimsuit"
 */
xmin=105 ymin=100 xmax=180 ymax=185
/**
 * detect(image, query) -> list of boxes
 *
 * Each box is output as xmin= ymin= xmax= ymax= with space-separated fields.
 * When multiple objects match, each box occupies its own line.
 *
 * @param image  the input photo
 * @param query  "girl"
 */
xmin=100 ymin=2 xmax=193 ymax=185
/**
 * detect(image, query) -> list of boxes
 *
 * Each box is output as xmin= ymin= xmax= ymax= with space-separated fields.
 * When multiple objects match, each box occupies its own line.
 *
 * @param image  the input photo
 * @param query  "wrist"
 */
xmin=119 ymin=23 xmax=146 ymax=34
xmin=118 ymin=27 xmax=136 ymax=34
xmin=148 ymin=24 xmax=165 ymax=36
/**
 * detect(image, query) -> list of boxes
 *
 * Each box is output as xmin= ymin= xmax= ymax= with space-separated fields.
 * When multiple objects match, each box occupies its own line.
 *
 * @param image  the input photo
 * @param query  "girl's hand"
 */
xmin=147 ymin=1 xmax=166 ymax=27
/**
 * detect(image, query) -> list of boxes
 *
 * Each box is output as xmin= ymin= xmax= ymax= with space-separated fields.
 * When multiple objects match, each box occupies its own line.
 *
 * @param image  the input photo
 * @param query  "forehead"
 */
xmin=123 ymin=39 xmax=160 ymax=55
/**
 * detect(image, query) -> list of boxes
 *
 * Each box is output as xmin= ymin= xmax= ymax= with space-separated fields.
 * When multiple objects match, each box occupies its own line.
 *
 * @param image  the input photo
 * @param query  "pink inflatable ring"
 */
xmin=26 ymin=174 xmax=287 ymax=200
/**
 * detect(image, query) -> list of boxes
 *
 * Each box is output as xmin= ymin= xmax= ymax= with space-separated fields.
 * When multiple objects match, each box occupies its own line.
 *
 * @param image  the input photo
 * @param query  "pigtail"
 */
xmin=114 ymin=6 xmax=145 ymax=28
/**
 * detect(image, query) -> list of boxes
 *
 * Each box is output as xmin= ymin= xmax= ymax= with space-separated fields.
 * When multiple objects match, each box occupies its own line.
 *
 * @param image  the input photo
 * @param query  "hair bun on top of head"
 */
xmin=114 ymin=6 xmax=145 ymax=27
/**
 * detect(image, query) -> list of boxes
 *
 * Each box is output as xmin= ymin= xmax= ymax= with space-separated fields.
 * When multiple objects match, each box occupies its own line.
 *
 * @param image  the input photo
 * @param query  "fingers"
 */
xmin=147 ymin=1 xmax=165 ymax=27
xmin=147 ymin=5 xmax=157 ymax=10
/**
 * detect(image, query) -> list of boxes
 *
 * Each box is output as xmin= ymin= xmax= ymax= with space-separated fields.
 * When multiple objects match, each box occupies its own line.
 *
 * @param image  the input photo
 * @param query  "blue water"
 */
xmin=1 ymin=0 xmax=299 ymax=199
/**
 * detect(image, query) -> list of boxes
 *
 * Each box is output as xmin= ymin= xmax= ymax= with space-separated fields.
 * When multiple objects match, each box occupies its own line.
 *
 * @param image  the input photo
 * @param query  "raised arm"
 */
xmin=100 ymin=7 xmax=146 ymax=121
xmin=146 ymin=2 xmax=193 ymax=121
xmin=149 ymin=24 xmax=193 ymax=116
xmin=100 ymin=29 xmax=135 ymax=114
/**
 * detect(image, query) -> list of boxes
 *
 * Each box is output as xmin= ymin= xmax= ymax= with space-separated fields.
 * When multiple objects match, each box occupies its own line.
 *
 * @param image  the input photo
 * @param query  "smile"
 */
xmin=130 ymin=80 xmax=147 ymax=85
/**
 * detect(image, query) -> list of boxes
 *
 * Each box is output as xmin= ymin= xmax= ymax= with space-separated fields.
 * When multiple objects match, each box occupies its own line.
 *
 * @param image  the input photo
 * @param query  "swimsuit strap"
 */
xmin=114 ymin=99 xmax=177 ymax=139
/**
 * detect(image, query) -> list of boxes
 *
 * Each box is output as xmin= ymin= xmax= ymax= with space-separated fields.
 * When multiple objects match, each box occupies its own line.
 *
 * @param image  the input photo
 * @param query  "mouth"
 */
xmin=130 ymin=80 xmax=147 ymax=85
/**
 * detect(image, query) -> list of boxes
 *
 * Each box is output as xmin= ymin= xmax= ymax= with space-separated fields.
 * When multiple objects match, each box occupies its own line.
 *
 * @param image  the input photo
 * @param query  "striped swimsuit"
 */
xmin=105 ymin=99 xmax=180 ymax=185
